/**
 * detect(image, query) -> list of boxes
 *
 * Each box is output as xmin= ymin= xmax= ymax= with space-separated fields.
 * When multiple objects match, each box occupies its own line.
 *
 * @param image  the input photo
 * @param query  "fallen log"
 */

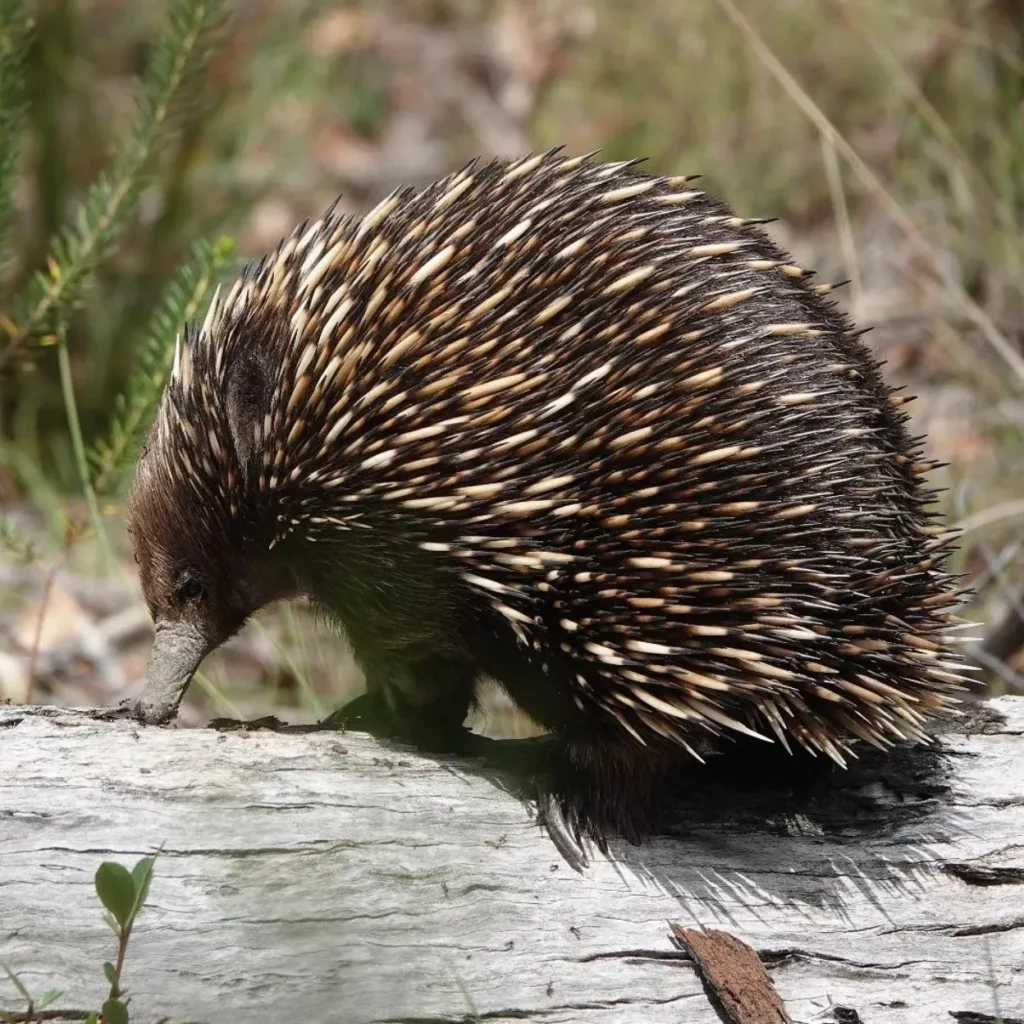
xmin=1 ymin=699 xmax=1022 ymax=1024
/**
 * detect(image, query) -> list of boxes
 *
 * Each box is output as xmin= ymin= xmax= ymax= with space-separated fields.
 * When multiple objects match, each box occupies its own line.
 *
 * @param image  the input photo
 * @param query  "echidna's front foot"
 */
xmin=320 ymin=690 xmax=476 ymax=756
xmin=319 ymin=692 xmax=389 ymax=733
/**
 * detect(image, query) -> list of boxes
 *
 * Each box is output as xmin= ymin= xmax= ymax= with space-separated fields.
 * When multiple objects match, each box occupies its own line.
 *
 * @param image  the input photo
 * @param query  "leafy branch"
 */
xmin=89 ymin=234 xmax=236 ymax=497
xmin=0 ymin=0 xmax=228 ymax=371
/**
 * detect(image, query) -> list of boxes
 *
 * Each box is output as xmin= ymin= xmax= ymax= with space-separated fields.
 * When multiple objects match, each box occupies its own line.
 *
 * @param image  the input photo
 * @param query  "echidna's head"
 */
xmin=125 ymin=329 xmax=295 ymax=723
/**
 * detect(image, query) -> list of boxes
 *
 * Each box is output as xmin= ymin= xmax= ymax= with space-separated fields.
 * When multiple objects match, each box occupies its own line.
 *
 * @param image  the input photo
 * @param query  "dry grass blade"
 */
xmin=835 ymin=1 xmax=1001 ymax=218
xmin=820 ymin=133 xmax=862 ymax=318
xmin=713 ymin=0 xmax=1024 ymax=389
xmin=953 ymin=499 xmax=1024 ymax=538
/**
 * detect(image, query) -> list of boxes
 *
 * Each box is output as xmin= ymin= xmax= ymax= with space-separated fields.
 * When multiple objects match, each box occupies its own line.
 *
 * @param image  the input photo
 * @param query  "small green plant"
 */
xmin=0 ymin=851 xmax=160 ymax=1024
xmin=0 ymin=965 xmax=63 ymax=1024
xmin=87 ymin=853 xmax=160 ymax=1024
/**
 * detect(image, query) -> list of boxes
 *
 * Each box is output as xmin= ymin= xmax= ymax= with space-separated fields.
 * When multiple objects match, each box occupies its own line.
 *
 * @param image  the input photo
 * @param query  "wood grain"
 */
xmin=1 ymin=699 xmax=1022 ymax=1023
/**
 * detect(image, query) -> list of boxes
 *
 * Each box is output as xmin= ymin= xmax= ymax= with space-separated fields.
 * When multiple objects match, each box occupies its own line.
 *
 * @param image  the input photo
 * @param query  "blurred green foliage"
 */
xmin=0 ymin=0 xmax=341 ymax=510
xmin=0 ymin=0 xmax=1022 ymax=573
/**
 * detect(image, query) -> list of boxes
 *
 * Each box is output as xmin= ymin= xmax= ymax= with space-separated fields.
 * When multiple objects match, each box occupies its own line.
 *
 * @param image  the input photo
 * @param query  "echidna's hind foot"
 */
xmin=554 ymin=737 xmax=674 ymax=851
xmin=516 ymin=737 xmax=664 ymax=870
xmin=537 ymin=789 xmax=591 ymax=872
xmin=457 ymin=732 xmax=663 ymax=868
xmin=454 ymin=732 xmax=592 ymax=870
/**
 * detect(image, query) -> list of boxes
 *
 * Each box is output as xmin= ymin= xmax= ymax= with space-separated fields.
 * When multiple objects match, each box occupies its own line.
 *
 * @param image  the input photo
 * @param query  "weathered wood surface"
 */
xmin=2 ymin=700 xmax=1023 ymax=1024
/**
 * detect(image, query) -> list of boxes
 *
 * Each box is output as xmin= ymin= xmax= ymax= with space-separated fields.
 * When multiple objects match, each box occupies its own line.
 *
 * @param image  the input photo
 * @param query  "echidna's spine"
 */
xmin=131 ymin=148 xmax=971 ymax=827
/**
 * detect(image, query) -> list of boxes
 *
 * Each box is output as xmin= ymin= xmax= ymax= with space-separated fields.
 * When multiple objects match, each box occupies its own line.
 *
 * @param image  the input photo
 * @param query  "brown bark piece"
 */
xmin=671 ymin=923 xmax=792 ymax=1024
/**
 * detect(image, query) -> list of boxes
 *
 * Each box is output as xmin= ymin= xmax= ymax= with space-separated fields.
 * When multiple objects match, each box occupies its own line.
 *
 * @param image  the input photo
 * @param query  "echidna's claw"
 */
xmin=455 ymin=734 xmax=592 ymax=869
xmin=537 ymin=790 xmax=590 ymax=872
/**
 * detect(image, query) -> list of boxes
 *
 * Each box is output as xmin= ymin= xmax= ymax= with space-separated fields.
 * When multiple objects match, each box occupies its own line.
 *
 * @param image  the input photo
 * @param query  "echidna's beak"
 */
xmin=135 ymin=619 xmax=213 ymax=724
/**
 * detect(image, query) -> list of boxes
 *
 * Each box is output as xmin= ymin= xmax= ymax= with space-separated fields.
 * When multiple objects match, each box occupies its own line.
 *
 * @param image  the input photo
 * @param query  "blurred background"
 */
xmin=1 ymin=0 xmax=1022 ymax=729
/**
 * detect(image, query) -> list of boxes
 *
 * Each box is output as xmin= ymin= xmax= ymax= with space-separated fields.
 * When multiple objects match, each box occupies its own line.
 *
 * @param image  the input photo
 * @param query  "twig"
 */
xmin=820 ymin=132 xmax=862 ymax=319
xmin=24 ymin=561 xmax=58 ymax=705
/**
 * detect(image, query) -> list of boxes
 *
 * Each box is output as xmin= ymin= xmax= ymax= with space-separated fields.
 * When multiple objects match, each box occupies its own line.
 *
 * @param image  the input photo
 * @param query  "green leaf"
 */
xmin=101 ymin=998 xmax=129 ymax=1024
xmin=38 ymin=988 xmax=63 ymax=1009
xmin=103 ymin=961 xmax=117 ymax=987
xmin=95 ymin=862 xmax=136 ymax=927
xmin=130 ymin=856 xmax=156 ymax=912
xmin=85 ymin=1015 xmax=99 ymax=1024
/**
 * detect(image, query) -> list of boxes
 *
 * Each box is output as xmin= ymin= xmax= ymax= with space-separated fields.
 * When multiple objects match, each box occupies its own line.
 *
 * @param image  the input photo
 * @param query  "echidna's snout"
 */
xmin=125 ymin=437 xmax=263 ymax=725
xmin=137 ymin=618 xmax=216 ymax=724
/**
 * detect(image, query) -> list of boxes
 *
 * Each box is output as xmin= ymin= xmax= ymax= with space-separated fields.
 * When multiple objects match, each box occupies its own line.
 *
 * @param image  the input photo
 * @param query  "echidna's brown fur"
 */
xmin=127 ymin=148 xmax=971 ymax=846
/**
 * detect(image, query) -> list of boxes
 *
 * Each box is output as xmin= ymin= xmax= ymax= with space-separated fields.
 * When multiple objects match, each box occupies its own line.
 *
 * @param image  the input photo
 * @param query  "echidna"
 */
xmin=126 ymin=148 xmax=969 ymax=850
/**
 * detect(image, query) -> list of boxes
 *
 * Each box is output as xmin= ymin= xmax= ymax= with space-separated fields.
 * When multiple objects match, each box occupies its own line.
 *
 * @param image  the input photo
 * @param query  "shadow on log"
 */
xmin=1 ymin=699 xmax=1022 ymax=1023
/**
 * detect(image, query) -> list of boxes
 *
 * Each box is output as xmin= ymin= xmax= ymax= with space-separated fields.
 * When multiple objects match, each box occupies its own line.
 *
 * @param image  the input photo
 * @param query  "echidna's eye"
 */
xmin=175 ymin=574 xmax=205 ymax=604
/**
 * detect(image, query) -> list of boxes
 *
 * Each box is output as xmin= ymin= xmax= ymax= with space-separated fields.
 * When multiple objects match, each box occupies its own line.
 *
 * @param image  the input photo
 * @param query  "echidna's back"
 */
xmin=202 ymin=150 xmax=962 ymax=761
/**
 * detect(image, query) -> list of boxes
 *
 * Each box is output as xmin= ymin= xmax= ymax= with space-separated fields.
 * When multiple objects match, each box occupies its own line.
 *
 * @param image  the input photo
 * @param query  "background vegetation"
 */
xmin=1 ymin=0 xmax=1023 ymax=724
